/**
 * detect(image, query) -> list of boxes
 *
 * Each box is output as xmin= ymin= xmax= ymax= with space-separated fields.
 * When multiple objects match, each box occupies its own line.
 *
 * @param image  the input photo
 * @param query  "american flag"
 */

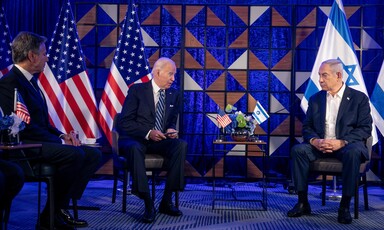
xmin=217 ymin=109 xmax=232 ymax=128
xmin=99 ymin=0 xmax=151 ymax=144
xmin=38 ymin=1 xmax=100 ymax=141
xmin=15 ymin=89 xmax=30 ymax=124
xmin=0 ymin=7 xmax=13 ymax=78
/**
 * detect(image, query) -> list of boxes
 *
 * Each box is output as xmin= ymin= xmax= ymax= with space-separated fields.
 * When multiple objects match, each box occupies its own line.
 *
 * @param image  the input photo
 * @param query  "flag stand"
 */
xmin=215 ymin=127 xmax=225 ymax=142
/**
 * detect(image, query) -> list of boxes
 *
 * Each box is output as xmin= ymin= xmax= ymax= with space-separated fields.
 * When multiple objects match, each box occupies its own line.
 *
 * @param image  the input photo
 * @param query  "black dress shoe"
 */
xmin=287 ymin=202 xmax=311 ymax=217
xmin=142 ymin=203 xmax=156 ymax=223
xmin=59 ymin=209 xmax=88 ymax=227
xmin=38 ymin=214 xmax=75 ymax=230
xmin=338 ymin=208 xmax=352 ymax=224
xmin=159 ymin=202 xmax=183 ymax=216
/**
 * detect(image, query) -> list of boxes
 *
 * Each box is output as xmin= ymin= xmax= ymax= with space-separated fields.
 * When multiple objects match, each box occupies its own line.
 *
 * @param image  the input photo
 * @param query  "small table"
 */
xmin=0 ymin=144 xmax=46 ymax=228
xmin=212 ymin=140 xmax=268 ymax=210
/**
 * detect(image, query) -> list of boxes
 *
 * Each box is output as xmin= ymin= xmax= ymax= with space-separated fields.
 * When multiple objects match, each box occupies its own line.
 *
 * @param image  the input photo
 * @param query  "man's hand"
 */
xmin=165 ymin=128 xmax=178 ymax=139
xmin=61 ymin=133 xmax=81 ymax=146
xmin=149 ymin=130 xmax=167 ymax=142
xmin=311 ymin=138 xmax=345 ymax=153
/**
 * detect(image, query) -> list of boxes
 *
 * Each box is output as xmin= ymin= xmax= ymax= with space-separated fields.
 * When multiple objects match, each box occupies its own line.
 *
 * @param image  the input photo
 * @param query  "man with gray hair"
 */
xmin=287 ymin=59 xmax=372 ymax=224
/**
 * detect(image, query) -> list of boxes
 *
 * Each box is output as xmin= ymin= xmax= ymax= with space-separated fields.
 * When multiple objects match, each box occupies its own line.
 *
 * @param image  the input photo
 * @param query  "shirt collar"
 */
xmin=327 ymin=83 xmax=346 ymax=99
xmin=14 ymin=64 xmax=34 ymax=81
xmin=151 ymin=79 xmax=162 ymax=93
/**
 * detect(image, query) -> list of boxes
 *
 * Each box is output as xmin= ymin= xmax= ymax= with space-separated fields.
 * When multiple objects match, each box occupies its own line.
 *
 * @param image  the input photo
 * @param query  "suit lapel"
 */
xmin=336 ymin=86 xmax=351 ymax=131
xmin=143 ymin=82 xmax=156 ymax=117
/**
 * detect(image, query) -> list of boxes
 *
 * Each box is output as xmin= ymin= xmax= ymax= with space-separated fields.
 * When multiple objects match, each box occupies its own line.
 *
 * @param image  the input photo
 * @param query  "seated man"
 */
xmin=0 ymin=31 xmax=101 ymax=229
xmin=117 ymin=57 xmax=187 ymax=223
xmin=287 ymin=59 xmax=372 ymax=224
xmin=0 ymin=159 xmax=25 ymax=228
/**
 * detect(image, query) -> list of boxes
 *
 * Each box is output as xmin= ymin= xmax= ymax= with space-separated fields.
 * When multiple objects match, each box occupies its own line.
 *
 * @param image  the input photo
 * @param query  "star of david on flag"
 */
xmin=300 ymin=0 xmax=377 ymax=144
xmin=252 ymin=101 xmax=269 ymax=125
xmin=98 ymin=0 xmax=151 ymax=144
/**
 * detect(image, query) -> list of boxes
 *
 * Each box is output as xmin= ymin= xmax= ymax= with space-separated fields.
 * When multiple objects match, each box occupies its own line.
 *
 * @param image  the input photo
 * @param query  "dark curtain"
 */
xmin=1 ymin=0 xmax=65 ymax=38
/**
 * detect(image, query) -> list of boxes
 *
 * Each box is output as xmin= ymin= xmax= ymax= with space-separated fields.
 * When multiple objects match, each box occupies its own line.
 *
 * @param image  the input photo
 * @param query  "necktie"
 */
xmin=30 ymin=77 xmax=45 ymax=101
xmin=155 ymin=89 xmax=165 ymax=132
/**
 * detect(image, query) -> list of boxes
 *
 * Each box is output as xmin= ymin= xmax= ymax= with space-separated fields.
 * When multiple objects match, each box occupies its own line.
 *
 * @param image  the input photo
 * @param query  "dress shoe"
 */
xmin=59 ymin=209 xmax=88 ymax=227
xmin=338 ymin=208 xmax=352 ymax=224
xmin=159 ymin=202 xmax=183 ymax=216
xmin=287 ymin=202 xmax=311 ymax=217
xmin=142 ymin=203 xmax=156 ymax=223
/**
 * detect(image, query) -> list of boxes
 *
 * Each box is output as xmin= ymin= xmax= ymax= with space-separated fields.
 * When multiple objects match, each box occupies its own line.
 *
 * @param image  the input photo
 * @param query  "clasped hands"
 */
xmin=61 ymin=133 xmax=81 ymax=146
xmin=311 ymin=138 xmax=345 ymax=153
xmin=150 ymin=128 xmax=178 ymax=142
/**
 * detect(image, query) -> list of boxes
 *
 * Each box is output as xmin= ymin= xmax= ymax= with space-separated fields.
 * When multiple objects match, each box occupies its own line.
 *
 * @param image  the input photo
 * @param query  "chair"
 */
xmin=111 ymin=113 xmax=179 ymax=213
xmin=310 ymin=136 xmax=373 ymax=219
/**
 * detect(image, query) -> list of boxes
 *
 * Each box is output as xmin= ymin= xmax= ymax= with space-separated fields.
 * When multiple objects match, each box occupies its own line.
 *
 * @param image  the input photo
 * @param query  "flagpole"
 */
xmin=13 ymin=88 xmax=17 ymax=112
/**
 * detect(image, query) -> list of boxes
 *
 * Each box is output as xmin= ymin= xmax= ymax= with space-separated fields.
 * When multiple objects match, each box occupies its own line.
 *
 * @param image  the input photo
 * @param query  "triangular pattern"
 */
xmin=207 ymin=7 xmax=225 ymax=26
xmin=247 ymin=159 xmax=263 ymax=178
xmin=98 ymin=48 xmax=115 ymax=67
xmin=184 ymin=160 xmax=202 ymax=177
xmin=248 ymin=144 xmax=265 ymax=156
xmin=170 ymin=50 xmax=182 ymax=68
xmin=270 ymin=116 xmax=290 ymax=135
xmin=142 ymin=28 xmax=159 ymax=47
xmin=118 ymin=5 xmax=128 ymax=23
xmin=207 ymin=72 xmax=226 ymax=91
xmin=227 ymin=92 xmax=245 ymax=106
xmin=295 ymin=72 xmax=311 ymax=90
xmin=362 ymin=30 xmax=382 ymax=49
xmin=141 ymin=6 xmax=161 ymax=25
xmin=204 ymin=158 xmax=223 ymax=177
xmin=148 ymin=49 xmax=160 ymax=67
xmin=229 ymin=70 xmax=247 ymax=90
xmin=230 ymin=6 xmax=249 ymax=25
xmin=100 ymin=4 xmax=118 ymax=23
xmin=184 ymin=50 xmax=203 ymax=68
xmin=206 ymin=92 xmax=225 ymax=109
xmin=77 ymin=5 xmax=96 ymax=24
xmin=229 ymin=29 xmax=248 ymax=48
xmin=272 ymin=71 xmax=291 ymax=90
xmin=250 ymin=6 xmax=269 ymax=26
xmin=227 ymin=145 xmax=246 ymax=156
xmin=205 ymin=50 xmax=224 ymax=69
xmin=185 ymin=29 xmax=204 ymax=47
xmin=228 ymin=51 xmax=248 ymax=69
xmin=344 ymin=6 xmax=360 ymax=19
xmin=272 ymin=50 xmax=292 ymax=70
xmin=269 ymin=136 xmax=289 ymax=156
xmin=249 ymin=51 xmax=268 ymax=69
xmin=294 ymin=116 xmax=303 ymax=136
xmin=206 ymin=113 xmax=219 ymax=128
xmin=247 ymin=95 xmax=257 ymax=114
xmin=271 ymin=7 xmax=290 ymax=26
xmin=297 ymin=8 xmax=316 ymax=27
xmin=185 ymin=5 xmax=205 ymax=24
xmin=99 ymin=27 xmax=118 ymax=46
xmin=77 ymin=25 xmax=94 ymax=40
xmin=270 ymin=95 xmax=288 ymax=113
xmin=296 ymin=28 xmax=315 ymax=47
xmin=163 ymin=5 xmax=182 ymax=25
xmin=184 ymin=71 xmax=203 ymax=91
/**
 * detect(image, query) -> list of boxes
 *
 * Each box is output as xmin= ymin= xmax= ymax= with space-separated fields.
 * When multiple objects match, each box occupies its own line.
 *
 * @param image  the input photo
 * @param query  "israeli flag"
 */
xmin=371 ymin=61 xmax=384 ymax=136
xmin=252 ymin=101 xmax=269 ymax=124
xmin=300 ymin=0 xmax=378 ymax=144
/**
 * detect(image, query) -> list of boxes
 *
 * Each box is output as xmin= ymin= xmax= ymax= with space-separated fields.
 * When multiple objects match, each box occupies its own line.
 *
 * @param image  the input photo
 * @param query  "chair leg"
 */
xmin=122 ymin=170 xmax=128 ymax=213
xmin=362 ymin=174 xmax=369 ymax=210
xmin=354 ymin=177 xmax=359 ymax=219
xmin=151 ymin=173 xmax=156 ymax=203
xmin=175 ymin=191 xmax=179 ymax=209
xmin=72 ymin=199 xmax=78 ymax=220
xmin=47 ymin=178 xmax=55 ymax=230
xmin=112 ymin=167 xmax=118 ymax=203
xmin=321 ymin=175 xmax=326 ymax=206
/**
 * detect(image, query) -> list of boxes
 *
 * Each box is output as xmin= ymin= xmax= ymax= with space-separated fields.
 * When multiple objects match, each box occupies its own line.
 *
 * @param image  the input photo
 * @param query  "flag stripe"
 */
xmin=370 ymin=61 xmax=384 ymax=136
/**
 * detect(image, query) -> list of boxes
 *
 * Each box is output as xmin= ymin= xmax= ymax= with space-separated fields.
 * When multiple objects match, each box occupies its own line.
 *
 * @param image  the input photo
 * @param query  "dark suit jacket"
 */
xmin=0 ymin=66 xmax=62 ymax=143
xmin=117 ymin=80 xmax=181 ymax=140
xmin=303 ymin=85 xmax=372 ymax=158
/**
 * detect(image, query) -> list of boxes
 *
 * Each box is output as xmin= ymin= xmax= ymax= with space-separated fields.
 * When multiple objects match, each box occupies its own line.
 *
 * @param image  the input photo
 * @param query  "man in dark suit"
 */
xmin=0 ymin=31 xmax=101 ymax=229
xmin=117 ymin=57 xmax=187 ymax=223
xmin=287 ymin=59 xmax=372 ymax=224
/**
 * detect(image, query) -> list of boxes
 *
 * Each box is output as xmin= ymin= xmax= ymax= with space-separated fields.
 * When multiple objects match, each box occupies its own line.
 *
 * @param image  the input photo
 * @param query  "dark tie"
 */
xmin=30 ymin=77 xmax=44 ymax=101
xmin=155 ymin=89 xmax=165 ymax=132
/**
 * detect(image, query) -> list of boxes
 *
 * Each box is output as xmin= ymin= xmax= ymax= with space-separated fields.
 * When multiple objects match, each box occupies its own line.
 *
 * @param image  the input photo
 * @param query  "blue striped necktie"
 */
xmin=155 ymin=89 xmax=165 ymax=132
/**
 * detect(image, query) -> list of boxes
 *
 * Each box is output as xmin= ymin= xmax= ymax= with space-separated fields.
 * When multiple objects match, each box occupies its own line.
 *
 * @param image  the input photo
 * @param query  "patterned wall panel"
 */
xmin=75 ymin=1 xmax=384 ymax=180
